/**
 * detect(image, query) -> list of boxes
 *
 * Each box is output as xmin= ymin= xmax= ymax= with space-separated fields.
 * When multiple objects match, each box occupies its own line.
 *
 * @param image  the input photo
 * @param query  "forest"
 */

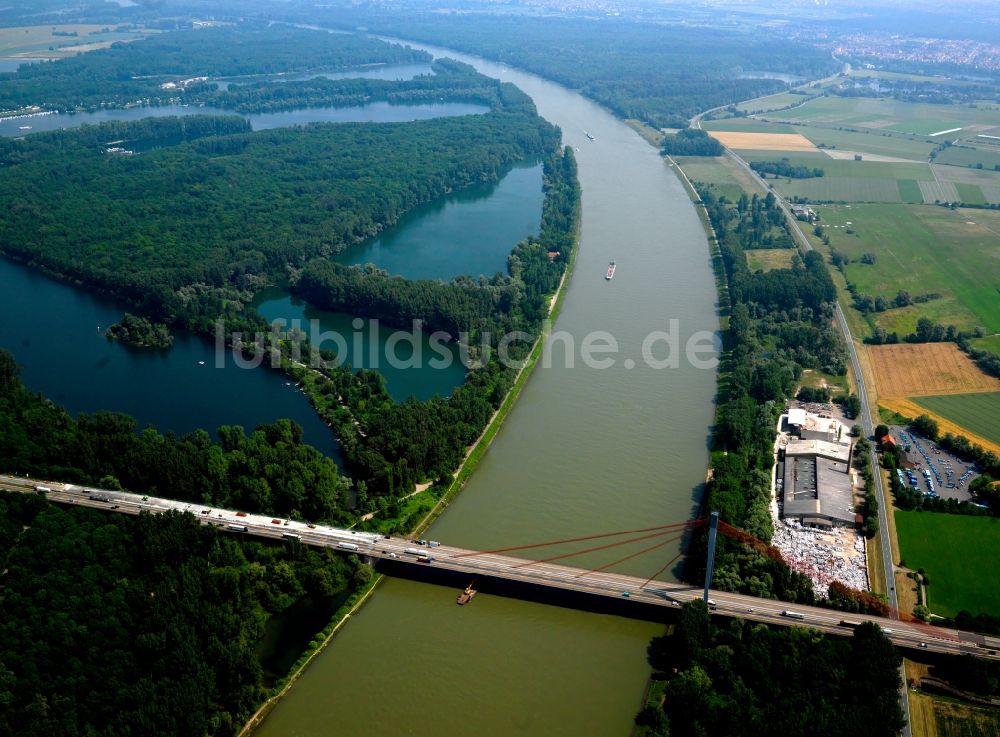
xmin=660 ymin=129 xmax=724 ymax=157
xmin=0 ymin=77 xmax=558 ymax=335
xmin=0 ymin=491 xmax=364 ymax=737
xmin=689 ymin=184 xmax=848 ymax=603
xmin=635 ymin=601 xmax=905 ymax=737
xmin=329 ymin=12 xmax=838 ymax=128
xmin=0 ymin=24 xmax=431 ymax=111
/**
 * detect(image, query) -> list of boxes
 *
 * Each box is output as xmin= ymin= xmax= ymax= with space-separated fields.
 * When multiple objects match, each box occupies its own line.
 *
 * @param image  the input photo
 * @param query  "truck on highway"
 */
xmin=781 ymin=610 xmax=805 ymax=620
xmin=282 ymin=533 xmax=301 ymax=541
xmin=337 ymin=542 xmax=360 ymax=551
xmin=227 ymin=524 xmax=249 ymax=533
xmin=34 ymin=484 xmax=51 ymax=494
xmin=416 ymin=554 xmax=433 ymax=563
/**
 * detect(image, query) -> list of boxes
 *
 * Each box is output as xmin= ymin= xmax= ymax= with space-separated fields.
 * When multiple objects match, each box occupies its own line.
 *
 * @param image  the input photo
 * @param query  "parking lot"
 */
xmin=891 ymin=425 xmax=981 ymax=503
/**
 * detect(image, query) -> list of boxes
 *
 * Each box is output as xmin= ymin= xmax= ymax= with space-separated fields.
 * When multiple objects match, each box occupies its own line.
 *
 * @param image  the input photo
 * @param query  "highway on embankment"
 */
xmin=5 ymin=474 xmax=996 ymax=664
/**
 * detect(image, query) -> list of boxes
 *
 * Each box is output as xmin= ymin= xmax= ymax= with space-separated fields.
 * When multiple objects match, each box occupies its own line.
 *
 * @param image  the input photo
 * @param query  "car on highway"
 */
xmin=919 ymin=642 xmax=928 ymax=648
xmin=621 ymin=592 xmax=631 ymax=598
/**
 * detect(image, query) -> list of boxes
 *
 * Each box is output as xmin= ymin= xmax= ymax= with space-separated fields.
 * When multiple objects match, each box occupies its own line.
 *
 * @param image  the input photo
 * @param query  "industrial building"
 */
xmin=778 ymin=411 xmax=858 ymax=528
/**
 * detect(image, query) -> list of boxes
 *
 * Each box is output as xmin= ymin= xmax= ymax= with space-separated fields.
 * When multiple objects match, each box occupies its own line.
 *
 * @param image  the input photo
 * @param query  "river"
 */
xmin=254 ymin=40 xmax=719 ymax=737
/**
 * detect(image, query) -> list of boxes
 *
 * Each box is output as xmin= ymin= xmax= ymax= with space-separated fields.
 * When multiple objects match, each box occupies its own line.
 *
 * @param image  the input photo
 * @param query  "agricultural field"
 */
xmin=745 ymin=248 xmax=796 ymax=272
xmin=909 ymin=690 xmax=1000 ymax=737
xmin=777 ymin=177 xmax=905 ymax=202
xmin=769 ymin=95 xmax=1000 ymax=137
xmin=701 ymin=117 xmax=797 ymax=134
xmin=735 ymin=90 xmax=815 ymax=114
xmin=929 ymin=164 xmax=1000 ymax=204
xmin=933 ymin=701 xmax=1000 ymax=737
xmin=894 ymin=511 xmax=1000 ymax=617
xmin=970 ymin=335 xmax=1000 ymax=357
xmin=0 ymin=25 xmax=149 ymax=59
xmin=913 ymin=393 xmax=1000 ymax=447
xmin=882 ymin=396 xmax=1000 ymax=456
xmin=812 ymin=204 xmax=1000 ymax=334
xmin=868 ymin=343 xmax=1000 ymax=398
xmin=934 ymin=144 xmax=1000 ymax=171
xmin=707 ymin=130 xmax=818 ymax=152
xmin=673 ymin=154 xmax=766 ymax=200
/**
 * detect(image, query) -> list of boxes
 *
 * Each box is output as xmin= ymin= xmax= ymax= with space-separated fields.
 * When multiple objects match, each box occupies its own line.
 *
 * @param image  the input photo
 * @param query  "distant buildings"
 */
xmin=779 ymin=410 xmax=857 ymax=528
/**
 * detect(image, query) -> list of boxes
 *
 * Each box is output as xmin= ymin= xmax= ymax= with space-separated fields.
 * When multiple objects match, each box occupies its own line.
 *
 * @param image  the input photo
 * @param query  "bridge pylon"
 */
xmin=703 ymin=511 xmax=719 ymax=603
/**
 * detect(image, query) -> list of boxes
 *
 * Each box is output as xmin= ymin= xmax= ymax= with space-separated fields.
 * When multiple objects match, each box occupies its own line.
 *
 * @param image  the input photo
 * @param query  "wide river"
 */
xmin=255 ymin=41 xmax=719 ymax=737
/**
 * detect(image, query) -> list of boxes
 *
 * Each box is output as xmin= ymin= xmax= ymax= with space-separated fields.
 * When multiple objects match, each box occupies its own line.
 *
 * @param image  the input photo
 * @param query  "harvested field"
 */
xmin=879 ymin=397 xmax=1000 ymax=456
xmin=868 ymin=342 xmax=1000 ymax=397
xmin=707 ymin=131 xmax=818 ymax=152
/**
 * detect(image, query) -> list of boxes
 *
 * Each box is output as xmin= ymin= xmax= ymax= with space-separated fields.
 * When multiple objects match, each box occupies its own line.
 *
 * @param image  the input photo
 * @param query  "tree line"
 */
xmin=749 ymin=158 xmax=825 ymax=179
xmin=635 ymin=600 xmax=905 ymax=737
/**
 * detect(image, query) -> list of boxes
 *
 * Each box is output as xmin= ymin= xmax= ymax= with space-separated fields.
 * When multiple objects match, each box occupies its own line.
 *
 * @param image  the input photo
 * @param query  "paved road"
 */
xmin=689 ymin=113 xmax=910 ymax=733
xmin=3 ymin=474 xmax=994 ymax=667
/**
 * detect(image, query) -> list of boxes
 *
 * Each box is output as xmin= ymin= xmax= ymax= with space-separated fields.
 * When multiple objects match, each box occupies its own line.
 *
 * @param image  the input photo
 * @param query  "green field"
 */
xmin=912 ymin=392 xmax=1000 ymax=446
xmin=771 ymin=177 xmax=904 ymax=202
xmin=763 ymin=156 xmax=934 ymax=180
xmin=0 ymin=24 xmax=149 ymax=58
xmin=745 ymin=248 xmax=796 ymax=272
xmin=895 ymin=511 xmax=1000 ymax=617
xmin=810 ymin=204 xmax=1000 ymax=334
xmin=773 ymin=95 xmax=1000 ymax=137
xmin=701 ymin=118 xmax=797 ymax=134
xmin=736 ymin=91 xmax=814 ymax=114
xmin=971 ymin=335 xmax=1000 ymax=358
xmin=673 ymin=154 xmax=767 ymax=201
xmin=935 ymin=144 xmax=1000 ymax=171
xmin=897 ymin=179 xmax=923 ymax=203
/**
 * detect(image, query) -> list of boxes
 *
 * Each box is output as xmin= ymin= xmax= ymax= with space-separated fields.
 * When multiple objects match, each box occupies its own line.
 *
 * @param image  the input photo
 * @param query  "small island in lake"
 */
xmin=105 ymin=313 xmax=173 ymax=349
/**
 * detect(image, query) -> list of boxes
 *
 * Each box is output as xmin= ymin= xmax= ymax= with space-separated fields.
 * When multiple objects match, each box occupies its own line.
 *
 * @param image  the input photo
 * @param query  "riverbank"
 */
xmin=236 ymin=573 xmax=386 ymax=737
xmin=410 ymin=175 xmax=581 ymax=536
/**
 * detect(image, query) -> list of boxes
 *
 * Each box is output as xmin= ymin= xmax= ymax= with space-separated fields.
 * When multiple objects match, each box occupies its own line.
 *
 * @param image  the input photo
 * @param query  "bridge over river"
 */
xmin=4 ymin=473 xmax=997 ymax=662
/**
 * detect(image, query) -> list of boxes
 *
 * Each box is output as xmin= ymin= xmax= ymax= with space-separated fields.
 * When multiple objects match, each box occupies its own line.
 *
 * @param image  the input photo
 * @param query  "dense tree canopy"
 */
xmin=331 ymin=13 xmax=838 ymax=128
xmin=0 ymin=493 xmax=361 ymax=737
xmin=637 ymin=601 xmax=905 ymax=737
xmin=0 ymin=74 xmax=558 ymax=334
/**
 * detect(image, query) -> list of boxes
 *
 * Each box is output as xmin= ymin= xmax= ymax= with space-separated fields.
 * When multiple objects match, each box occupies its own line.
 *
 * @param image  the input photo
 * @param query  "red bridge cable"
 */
xmin=451 ymin=518 xmax=701 ymax=559
xmin=576 ymin=533 xmax=685 ymax=577
xmin=640 ymin=551 xmax=685 ymax=589
xmin=510 ymin=528 xmax=683 ymax=569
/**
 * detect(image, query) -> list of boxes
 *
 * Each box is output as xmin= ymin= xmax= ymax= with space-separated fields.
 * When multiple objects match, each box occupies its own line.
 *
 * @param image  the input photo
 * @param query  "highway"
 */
xmin=3 ymin=474 xmax=996 ymax=664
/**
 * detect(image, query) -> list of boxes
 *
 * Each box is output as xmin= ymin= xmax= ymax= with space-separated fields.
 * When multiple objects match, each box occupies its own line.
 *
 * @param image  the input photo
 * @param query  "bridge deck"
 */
xmin=2 ymin=474 xmax=992 ymax=661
